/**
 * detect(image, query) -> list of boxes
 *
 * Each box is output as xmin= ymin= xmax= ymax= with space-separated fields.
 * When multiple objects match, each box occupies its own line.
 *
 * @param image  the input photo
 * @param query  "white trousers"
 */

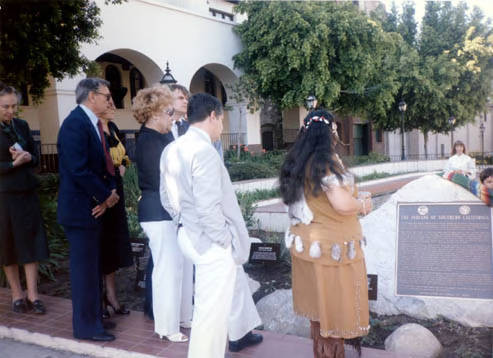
xmin=140 ymin=221 xmax=193 ymax=337
xmin=228 ymin=265 xmax=262 ymax=341
xmin=178 ymin=228 xmax=236 ymax=358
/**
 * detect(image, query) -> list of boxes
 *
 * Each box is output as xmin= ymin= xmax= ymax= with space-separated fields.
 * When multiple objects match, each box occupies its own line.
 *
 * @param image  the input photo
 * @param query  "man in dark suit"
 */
xmin=57 ymin=78 xmax=119 ymax=342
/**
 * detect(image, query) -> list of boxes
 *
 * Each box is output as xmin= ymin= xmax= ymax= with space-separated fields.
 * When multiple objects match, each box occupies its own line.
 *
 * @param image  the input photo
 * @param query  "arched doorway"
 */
xmin=94 ymin=49 xmax=163 ymax=158
xmin=104 ymin=64 xmax=125 ymax=109
xmin=189 ymin=63 xmax=256 ymax=152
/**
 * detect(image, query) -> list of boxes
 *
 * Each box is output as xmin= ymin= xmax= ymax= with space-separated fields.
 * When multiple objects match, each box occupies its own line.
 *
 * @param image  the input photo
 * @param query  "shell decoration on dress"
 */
xmin=284 ymin=229 xmax=295 ymax=249
xmin=287 ymin=171 xmax=366 ymax=261
xmin=309 ymin=241 xmax=322 ymax=258
xmin=294 ymin=235 xmax=304 ymax=253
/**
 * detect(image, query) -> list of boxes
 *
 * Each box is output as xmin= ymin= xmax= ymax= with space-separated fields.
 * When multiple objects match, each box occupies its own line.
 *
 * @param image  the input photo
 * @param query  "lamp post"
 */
xmin=398 ymin=100 xmax=407 ymax=160
xmin=306 ymin=95 xmax=317 ymax=112
xmin=448 ymin=116 xmax=456 ymax=151
xmin=159 ymin=61 xmax=177 ymax=85
xmin=480 ymin=121 xmax=485 ymax=162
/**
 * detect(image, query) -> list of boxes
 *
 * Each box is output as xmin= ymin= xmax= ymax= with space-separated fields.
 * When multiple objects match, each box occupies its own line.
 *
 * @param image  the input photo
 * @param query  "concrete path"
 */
xmin=0 ymin=337 xmax=88 ymax=357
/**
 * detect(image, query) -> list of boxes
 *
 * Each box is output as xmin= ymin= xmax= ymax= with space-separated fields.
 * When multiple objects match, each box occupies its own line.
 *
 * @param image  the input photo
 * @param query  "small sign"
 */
xmin=249 ymin=243 xmax=280 ymax=263
xmin=367 ymin=274 xmax=378 ymax=301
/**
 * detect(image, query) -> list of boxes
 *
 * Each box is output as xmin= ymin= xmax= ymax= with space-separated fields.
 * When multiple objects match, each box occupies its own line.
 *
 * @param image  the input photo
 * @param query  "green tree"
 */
xmin=0 ymin=0 xmax=124 ymax=103
xmin=398 ymin=1 xmax=417 ymax=47
xmin=371 ymin=1 xmax=492 ymax=158
xmin=233 ymin=1 xmax=400 ymax=118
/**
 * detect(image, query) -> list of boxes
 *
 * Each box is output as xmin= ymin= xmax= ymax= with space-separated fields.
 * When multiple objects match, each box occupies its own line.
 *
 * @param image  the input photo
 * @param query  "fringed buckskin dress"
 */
xmin=285 ymin=170 xmax=370 ymax=339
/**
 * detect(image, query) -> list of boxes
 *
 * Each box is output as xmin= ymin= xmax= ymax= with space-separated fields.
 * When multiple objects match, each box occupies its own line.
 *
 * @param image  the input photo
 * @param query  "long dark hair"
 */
xmin=280 ymin=109 xmax=345 ymax=205
xmin=452 ymin=140 xmax=466 ymax=155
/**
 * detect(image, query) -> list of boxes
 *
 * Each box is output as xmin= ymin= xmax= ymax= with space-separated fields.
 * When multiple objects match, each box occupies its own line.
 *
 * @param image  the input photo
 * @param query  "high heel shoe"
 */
xmin=159 ymin=332 xmax=188 ymax=343
xmin=104 ymin=296 xmax=130 ymax=315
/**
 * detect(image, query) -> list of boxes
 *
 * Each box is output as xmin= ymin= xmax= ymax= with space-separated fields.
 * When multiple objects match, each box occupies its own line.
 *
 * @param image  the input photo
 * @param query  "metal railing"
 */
xmin=37 ymin=143 xmax=58 ymax=173
xmin=387 ymin=153 xmax=449 ymax=162
xmin=220 ymin=132 xmax=246 ymax=150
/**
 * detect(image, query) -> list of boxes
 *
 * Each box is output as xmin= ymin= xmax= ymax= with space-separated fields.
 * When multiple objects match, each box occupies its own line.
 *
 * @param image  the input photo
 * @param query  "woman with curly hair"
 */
xmin=133 ymin=85 xmax=192 ymax=343
xmin=279 ymin=109 xmax=372 ymax=358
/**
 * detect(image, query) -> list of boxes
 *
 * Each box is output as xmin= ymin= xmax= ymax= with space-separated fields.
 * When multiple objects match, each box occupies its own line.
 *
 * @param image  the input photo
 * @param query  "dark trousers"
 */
xmin=144 ymin=254 xmax=153 ymax=320
xmin=64 ymin=225 xmax=104 ymax=338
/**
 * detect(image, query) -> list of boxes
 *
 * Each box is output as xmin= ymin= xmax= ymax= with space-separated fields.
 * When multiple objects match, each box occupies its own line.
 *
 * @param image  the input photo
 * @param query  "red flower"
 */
xmin=244 ymin=146 xmax=249 ymax=152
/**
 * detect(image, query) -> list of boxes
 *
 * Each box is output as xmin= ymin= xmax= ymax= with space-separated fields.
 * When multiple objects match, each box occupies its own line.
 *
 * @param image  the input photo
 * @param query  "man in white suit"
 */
xmin=160 ymin=93 xmax=262 ymax=357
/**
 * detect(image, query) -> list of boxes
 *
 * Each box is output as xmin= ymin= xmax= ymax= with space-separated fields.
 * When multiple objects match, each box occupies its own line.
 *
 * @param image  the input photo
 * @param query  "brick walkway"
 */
xmin=0 ymin=288 xmax=402 ymax=357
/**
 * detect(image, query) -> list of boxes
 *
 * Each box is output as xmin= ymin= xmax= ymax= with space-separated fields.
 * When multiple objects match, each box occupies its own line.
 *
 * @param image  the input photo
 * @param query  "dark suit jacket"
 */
xmin=57 ymin=106 xmax=115 ymax=228
xmin=0 ymin=118 xmax=39 ymax=192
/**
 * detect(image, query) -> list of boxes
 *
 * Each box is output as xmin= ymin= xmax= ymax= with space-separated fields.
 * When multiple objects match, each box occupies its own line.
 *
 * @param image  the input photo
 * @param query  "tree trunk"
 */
xmin=423 ymin=130 xmax=429 ymax=160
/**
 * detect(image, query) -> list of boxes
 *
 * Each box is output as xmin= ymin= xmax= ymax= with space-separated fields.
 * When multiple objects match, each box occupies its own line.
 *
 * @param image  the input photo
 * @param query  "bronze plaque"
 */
xmin=396 ymin=202 xmax=493 ymax=299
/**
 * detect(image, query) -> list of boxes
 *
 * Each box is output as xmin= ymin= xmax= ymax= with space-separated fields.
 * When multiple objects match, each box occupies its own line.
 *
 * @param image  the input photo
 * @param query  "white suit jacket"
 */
xmin=159 ymin=126 xmax=250 ymax=264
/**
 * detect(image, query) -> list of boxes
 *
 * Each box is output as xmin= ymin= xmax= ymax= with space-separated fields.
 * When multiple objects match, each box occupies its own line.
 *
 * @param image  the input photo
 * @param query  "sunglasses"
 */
xmin=95 ymin=91 xmax=112 ymax=102
xmin=166 ymin=107 xmax=175 ymax=117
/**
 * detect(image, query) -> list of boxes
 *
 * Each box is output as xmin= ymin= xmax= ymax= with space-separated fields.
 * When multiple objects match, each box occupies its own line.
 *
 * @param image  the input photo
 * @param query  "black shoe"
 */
xmin=103 ymin=321 xmax=116 ymax=330
xmin=229 ymin=331 xmax=263 ymax=352
xmin=104 ymin=296 xmax=130 ymax=315
xmin=12 ymin=298 xmax=27 ymax=313
xmin=26 ymin=299 xmax=46 ymax=315
xmin=77 ymin=332 xmax=116 ymax=342
xmin=102 ymin=307 xmax=111 ymax=320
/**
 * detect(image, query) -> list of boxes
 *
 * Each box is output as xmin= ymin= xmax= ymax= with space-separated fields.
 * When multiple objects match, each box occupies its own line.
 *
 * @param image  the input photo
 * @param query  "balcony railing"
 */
xmin=220 ymin=132 xmax=246 ymax=150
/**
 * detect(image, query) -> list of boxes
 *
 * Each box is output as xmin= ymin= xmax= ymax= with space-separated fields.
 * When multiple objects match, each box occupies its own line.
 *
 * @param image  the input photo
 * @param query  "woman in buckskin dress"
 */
xmin=279 ymin=109 xmax=373 ymax=358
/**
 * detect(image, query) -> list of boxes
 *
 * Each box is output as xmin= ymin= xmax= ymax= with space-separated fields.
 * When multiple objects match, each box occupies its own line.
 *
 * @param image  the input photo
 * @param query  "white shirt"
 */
xmin=79 ymin=104 xmax=101 ymax=141
xmin=444 ymin=153 xmax=476 ymax=178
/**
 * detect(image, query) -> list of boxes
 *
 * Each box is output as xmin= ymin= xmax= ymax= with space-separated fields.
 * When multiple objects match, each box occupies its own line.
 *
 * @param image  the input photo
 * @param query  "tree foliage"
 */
xmin=0 ymin=0 xmax=125 ymax=103
xmin=371 ymin=1 xmax=493 ymax=145
xmin=233 ymin=1 xmax=400 ymax=118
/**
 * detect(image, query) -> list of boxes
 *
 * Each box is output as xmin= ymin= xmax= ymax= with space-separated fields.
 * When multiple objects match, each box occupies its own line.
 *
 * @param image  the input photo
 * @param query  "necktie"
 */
xmin=97 ymin=120 xmax=116 ymax=176
xmin=177 ymin=120 xmax=188 ymax=136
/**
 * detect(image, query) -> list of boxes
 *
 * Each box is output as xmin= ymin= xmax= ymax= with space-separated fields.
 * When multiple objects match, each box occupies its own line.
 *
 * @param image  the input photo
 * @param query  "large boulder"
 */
xmin=256 ymin=289 xmax=310 ymax=337
xmin=384 ymin=323 xmax=442 ymax=357
xmin=361 ymin=174 xmax=493 ymax=326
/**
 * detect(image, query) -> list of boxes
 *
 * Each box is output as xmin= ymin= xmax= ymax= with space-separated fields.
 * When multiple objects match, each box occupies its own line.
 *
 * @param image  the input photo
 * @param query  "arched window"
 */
xmin=130 ymin=68 xmax=145 ymax=99
xmin=105 ymin=65 xmax=124 ymax=109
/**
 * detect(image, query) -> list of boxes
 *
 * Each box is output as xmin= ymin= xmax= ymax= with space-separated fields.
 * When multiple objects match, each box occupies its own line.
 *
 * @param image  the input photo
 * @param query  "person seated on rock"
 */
xmin=442 ymin=167 xmax=493 ymax=206
xmin=443 ymin=140 xmax=476 ymax=179
xmin=280 ymin=109 xmax=373 ymax=358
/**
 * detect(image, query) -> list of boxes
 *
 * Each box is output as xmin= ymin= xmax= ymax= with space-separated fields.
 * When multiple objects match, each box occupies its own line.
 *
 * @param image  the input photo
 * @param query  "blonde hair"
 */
xmin=131 ymin=85 xmax=173 ymax=124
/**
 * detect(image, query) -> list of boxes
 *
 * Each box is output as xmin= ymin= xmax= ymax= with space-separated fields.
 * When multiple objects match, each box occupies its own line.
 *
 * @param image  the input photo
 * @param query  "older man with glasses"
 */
xmin=57 ymin=78 xmax=120 ymax=342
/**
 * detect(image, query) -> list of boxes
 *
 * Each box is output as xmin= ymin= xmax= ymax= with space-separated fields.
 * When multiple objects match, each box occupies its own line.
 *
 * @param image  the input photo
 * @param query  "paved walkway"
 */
xmin=0 ymin=288 xmax=401 ymax=357
xmin=256 ymin=172 xmax=431 ymax=215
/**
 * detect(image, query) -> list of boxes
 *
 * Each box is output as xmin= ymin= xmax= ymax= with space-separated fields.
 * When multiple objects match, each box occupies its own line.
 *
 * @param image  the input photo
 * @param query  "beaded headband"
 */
xmin=304 ymin=116 xmax=330 ymax=129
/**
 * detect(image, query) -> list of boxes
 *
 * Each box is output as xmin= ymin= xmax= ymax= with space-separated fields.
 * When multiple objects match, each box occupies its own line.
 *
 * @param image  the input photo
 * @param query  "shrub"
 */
xmin=122 ymin=164 xmax=144 ymax=238
xmin=235 ymin=188 xmax=280 ymax=229
xmin=37 ymin=174 xmax=68 ymax=281
xmin=228 ymin=161 xmax=278 ymax=181
xmin=343 ymin=152 xmax=390 ymax=167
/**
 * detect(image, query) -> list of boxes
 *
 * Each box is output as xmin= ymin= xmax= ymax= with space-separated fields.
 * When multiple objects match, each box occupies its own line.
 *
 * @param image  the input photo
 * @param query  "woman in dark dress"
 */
xmin=99 ymin=98 xmax=133 ymax=316
xmin=0 ymin=82 xmax=49 ymax=314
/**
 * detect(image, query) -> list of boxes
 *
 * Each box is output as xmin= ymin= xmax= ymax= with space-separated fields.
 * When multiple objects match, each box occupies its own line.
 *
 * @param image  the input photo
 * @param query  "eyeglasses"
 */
xmin=166 ymin=107 xmax=175 ymax=117
xmin=95 ymin=91 xmax=112 ymax=102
